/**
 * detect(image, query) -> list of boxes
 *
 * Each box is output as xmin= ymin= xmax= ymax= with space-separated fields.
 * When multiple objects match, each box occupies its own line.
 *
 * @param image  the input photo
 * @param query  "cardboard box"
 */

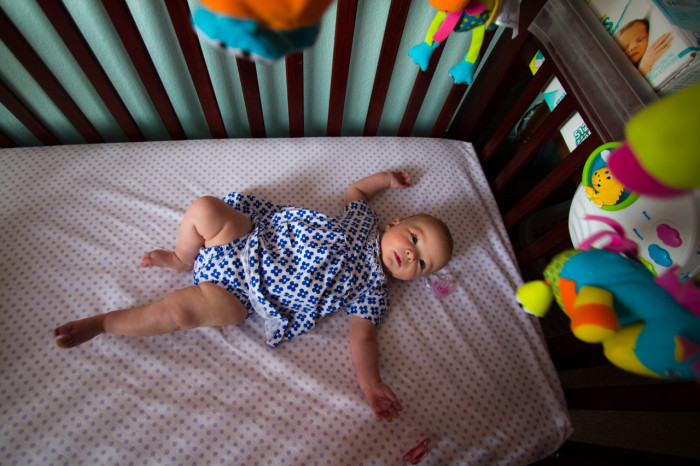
xmin=542 ymin=77 xmax=591 ymax=152
xmin=587 ymin=0 xmax=700 ymax=94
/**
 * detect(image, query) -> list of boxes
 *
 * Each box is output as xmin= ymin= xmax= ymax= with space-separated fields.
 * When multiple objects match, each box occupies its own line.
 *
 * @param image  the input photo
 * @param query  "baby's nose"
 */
xmin=405 ymin=249 xmax=414 ymax=262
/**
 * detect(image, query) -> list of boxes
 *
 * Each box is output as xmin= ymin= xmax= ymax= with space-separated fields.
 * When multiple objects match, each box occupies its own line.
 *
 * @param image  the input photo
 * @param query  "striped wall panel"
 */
xmin=0 ymin=0 xmax=501 ymax=147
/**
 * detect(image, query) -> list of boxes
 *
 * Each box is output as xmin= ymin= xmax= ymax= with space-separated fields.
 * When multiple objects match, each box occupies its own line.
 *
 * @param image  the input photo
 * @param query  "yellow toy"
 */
xmin=608 ymin=82 xmax=700 ymax=197
xmin=584 ymin=167 xmax=625 ymax=207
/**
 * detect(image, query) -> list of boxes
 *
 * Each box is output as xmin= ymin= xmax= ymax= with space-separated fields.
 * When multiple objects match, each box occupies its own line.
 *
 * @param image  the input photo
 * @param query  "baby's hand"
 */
xmin=388 ymin=170 xmax=412 ymax=190
xmin=639 ymin=32 xmax=673 ymax=75
xmin=363 ymin=381 xmax=403 ymax=422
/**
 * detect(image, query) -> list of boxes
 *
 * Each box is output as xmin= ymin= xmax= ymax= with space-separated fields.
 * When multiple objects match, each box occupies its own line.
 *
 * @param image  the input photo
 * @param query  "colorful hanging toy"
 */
xmin=408 ymin=0 xmax=505 ymax=84
xmin=607 ymin=82 xmax=700 ymax=198
xmin=192 ymin=0 xmax=334 ymax=61
xmin=517 ymin=216 xmax=700 ymax=381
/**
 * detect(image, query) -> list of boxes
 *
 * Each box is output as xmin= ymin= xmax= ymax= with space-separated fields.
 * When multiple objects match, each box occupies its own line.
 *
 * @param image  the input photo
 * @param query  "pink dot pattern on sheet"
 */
xmin=0 ymin=138 xmax=571 ymax=465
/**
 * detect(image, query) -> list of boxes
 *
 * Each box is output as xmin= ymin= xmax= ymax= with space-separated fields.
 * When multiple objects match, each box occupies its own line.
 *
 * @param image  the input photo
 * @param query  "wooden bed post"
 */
xmin=102 ymin=0 xmax=187 ymax=140
xmin=327 ymin=0 xmax=358 ymax=136
xmin=0 ymin=7 xmax=104 ymax=143
xmin=165 ymin=0 xmax=227 ymax=139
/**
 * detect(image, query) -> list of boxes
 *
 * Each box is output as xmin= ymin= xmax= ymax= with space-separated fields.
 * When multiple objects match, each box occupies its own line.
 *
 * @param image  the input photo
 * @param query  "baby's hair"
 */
xmin=618 ymin=18 xmax=649 ymax=36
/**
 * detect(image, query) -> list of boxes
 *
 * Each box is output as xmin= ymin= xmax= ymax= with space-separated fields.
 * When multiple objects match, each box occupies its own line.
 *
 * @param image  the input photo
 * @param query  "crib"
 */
xmin=1 ymin=0 xmax=698 ymax=464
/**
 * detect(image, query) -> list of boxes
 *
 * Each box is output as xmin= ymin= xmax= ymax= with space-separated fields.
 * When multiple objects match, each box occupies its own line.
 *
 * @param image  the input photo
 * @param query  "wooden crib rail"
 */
xmin=0 ymin=5 xmax=104 ymax=144
xmin=0 ymin=0 xmax=512 ymax=146
xmin=452 ymin=0 xmax=660 ymax=268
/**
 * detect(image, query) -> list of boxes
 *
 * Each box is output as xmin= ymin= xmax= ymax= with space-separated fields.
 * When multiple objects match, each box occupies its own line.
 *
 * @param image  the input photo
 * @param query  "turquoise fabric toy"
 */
xmin=192 ymin=0 xmax=333 ymax=62
xmin=408 ymin=0 xmax=499 ymax=84
xmin=517 ymin=217 xmax=700 ymax=381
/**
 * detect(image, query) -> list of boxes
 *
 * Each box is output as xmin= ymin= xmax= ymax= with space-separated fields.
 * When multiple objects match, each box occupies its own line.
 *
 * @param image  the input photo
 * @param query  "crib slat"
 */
xmin=546 ymin=332 xmax=609 ymax=371
xmin=398 ymin=41 xmax=446 ymax=137
xmin=0 ymin=8 xmax=103 ymax=143
xmin=565 ymin=383 xmax=700 ymax=411
xmin=446 ymin=0 xmax=547 ymax=140
xmin=492 ymin=94 xmax=576 ymax=194
xmin=503 ymin=132 xmax=603 ymax=228
xmin=165 ymin=0 xmax=226 ymax=139
xmin=102 ymin=0 xmax=186 ymax=140
xmin=286 ymin=52 xmax=304 ymax=138
xmin=472 ymin=35 xmax=540 ymax=144
xmin=0 ymin=78 xmax=60 ymax=146
xmin=480 ymin=60 xmax=554 ymax=163
xmin=236 ymin=58 xmax=266 ymax=138
xmin=327 ymin=0 xmax=358 ymax=136
xmin=431 ymin=83 xmax=467 ymax=138
xmin=363 ymin=0 xmax=410 ymax=136
xmin=37 ymin=0 xmax=145 ymax=142
xmin=0 ymin=127 xmax=15 ymax=148
xmin=471 ymin=37 xmax=540 ymax=144
xmin=550 ymin=441 xmax=700 ymax=465
xmin=515 ymin=219 xmax=570 ymax=268
xmin=430 ymin=30 xmax=496 ymax=138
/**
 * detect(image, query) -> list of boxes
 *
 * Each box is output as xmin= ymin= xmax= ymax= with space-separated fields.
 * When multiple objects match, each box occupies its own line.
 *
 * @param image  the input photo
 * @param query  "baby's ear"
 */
xmin=385 ymin=218 xmax=401 ymax=231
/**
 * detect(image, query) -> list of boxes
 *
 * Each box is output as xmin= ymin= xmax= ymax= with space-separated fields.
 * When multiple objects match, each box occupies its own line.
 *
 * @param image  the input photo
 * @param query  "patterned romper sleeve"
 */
xmin=341 ymin=200 xmax=390 ymax=327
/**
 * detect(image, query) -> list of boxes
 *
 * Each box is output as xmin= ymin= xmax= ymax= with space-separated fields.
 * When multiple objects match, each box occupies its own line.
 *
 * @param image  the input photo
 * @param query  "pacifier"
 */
xmin=424 ymin=270 xmax=455 ymax=298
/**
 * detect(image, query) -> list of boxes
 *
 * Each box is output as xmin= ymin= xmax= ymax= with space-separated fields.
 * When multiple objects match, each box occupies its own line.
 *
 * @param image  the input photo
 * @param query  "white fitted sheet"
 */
xmin=0 ymin=137 xmax=571 ymax=465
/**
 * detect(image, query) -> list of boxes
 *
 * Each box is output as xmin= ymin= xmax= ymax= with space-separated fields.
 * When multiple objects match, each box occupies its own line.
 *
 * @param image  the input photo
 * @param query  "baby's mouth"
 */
xmin=394 ymin=252 xmax=402 ymax=266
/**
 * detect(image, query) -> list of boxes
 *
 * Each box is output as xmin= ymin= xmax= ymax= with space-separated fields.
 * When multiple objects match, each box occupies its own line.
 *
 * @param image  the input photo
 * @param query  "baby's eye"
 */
xmin=411 ymin=233 xmax=418 ymax=244
xmin=419 ymin=259 xmax=426 ymax=270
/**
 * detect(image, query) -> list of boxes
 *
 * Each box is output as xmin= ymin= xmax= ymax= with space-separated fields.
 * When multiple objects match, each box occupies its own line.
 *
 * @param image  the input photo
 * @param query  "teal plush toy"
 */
xmin=192 ymin=0 xmax=334 ymax=62
xmin=408 ymin=0 xmax=500 ymax=84
xmin=518 ymin=217 xmax=700 ymax=381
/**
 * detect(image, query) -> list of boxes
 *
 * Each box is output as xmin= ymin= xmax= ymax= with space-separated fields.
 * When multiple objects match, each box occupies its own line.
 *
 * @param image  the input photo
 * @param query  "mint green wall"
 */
xmin=0 ymin=0 xmax=495 ymax=146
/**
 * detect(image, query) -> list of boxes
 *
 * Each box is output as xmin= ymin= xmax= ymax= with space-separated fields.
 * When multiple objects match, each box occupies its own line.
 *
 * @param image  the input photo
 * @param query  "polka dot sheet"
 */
xmin=0 ymin=137 xmax=571 ymax=465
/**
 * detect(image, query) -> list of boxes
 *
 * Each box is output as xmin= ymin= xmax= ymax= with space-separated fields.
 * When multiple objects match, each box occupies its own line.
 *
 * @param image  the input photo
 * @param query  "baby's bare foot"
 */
xmin=141 ymin=250 xmax=192 ymax=272
xmin=53 ymin=315 xmax=105 ymax=349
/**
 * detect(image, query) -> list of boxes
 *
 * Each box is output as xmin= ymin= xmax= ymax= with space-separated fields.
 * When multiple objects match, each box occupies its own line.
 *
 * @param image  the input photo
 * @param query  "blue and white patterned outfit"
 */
xmin=193 ymin=192 xmax=389 ymax=347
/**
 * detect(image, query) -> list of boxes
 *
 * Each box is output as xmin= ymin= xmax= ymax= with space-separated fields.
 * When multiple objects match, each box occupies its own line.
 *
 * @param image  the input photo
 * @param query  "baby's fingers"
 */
xmin=376 ymin=404 xmax=401 ymax=422
xmin=653 ymin=32 xmax=673 ymax=50
xmin=392 ymin=170 xmax=412 ymax=188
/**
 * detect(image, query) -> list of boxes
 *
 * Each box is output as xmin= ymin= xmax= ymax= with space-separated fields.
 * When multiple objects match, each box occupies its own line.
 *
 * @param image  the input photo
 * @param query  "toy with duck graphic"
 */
xmin=518 ymin=216 xmax=700 ymax=381
xmin=527 ymin=84 xmax=700 ymax=381
xmin=569 ymin=84 xmax=700 ymax=280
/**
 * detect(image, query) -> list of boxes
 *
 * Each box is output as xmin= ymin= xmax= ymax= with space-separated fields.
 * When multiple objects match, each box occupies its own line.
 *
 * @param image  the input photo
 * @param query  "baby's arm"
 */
xmin=345 ymin=170 xmax=411 ymax=205
xmin=639 ymin=32 xmax=673 ymax=75
xmin=348 ymin=315 xmax=403 ymax=422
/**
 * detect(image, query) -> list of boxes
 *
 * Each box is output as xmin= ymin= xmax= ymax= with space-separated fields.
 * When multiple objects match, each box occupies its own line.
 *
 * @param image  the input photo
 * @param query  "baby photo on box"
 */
xmin=588 ymin=0 xmax=700 ymax=93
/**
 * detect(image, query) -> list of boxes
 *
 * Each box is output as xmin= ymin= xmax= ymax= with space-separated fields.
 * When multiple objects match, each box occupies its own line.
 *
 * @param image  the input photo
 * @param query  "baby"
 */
xmin=53 ymin=170 xmax=453 ymax=422
xmin=617 ymin=19 xmax=673 ymax=76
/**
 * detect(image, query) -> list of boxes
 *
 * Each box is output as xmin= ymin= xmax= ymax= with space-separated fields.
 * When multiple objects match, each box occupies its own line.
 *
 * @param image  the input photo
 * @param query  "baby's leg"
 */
xmin=54 ymin=282 xmax=248 ymax=348
xmin=142 ymin=196 xmax=253 ymax=271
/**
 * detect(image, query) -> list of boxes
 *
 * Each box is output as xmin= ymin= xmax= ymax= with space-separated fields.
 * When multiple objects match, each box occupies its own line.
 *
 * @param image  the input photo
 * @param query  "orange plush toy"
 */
xmin=193 ymin=0 xmax=334 ymax=61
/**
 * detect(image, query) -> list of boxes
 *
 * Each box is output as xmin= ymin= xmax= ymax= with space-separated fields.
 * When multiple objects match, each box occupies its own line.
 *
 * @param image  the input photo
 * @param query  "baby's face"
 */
xmin=618 ymin=21 xmax=649 ymax=64
xmin=379 ymin=215 xmax=451 ymax=281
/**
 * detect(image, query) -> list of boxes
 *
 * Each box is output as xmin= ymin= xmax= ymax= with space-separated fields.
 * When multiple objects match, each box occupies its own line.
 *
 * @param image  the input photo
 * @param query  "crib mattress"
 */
xmin=0 ymin=137 xmax=571 ymax=464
